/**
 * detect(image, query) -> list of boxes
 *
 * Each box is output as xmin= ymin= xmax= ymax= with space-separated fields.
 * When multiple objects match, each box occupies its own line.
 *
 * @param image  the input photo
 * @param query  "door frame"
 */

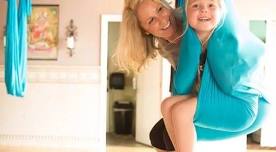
xmin=100 ymin=13 xmax=171 ymax=146
xmin=100 ymin=14 xmax=122 ymax=147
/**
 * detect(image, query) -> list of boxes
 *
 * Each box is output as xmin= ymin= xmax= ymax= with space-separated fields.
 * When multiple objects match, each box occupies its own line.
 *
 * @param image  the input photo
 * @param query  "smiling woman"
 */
xmin=114 ymin=0 xmax=184 ymax=73
xmin=135 ymin=0 xmax=181 ymax=42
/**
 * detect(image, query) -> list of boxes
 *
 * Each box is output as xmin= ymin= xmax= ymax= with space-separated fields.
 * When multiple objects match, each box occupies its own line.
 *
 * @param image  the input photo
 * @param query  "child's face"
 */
xmin=186 ymin=0 xmax=221 ymax=34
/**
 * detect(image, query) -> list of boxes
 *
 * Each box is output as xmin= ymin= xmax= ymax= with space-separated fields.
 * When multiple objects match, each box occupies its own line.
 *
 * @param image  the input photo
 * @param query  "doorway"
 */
xmin=100 ymin=14 xmax=137 ymax=138
xmin=100 ymin=14 xmax=171 ymax=146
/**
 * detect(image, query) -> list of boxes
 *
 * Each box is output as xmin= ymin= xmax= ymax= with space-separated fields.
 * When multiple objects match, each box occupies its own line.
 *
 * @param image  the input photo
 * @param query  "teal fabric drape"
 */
xmin=173 ymin=0 xmax=269 ymax=140
xmin=176 ymin=0 xmax=184 ymax=6
xmin=5 ymin=0 xmax=32 ymax=97
xmin=174 ymin=0 xmax=268 ymax=101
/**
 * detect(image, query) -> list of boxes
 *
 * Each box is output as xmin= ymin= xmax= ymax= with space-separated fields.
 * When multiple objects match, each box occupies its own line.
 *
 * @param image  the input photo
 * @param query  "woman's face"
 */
xmin=187 ymin=0 xmax=221 ymax=34
xmin=136 ymin=0 xmax=177 ymax=41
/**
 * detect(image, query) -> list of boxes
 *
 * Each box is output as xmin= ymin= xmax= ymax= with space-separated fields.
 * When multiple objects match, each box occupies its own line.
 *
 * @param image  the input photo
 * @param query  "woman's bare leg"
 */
xmin=161 ymin=95 xmax=193 ymax=149
xmin=171 ymin=97 xmax=197 ymax=152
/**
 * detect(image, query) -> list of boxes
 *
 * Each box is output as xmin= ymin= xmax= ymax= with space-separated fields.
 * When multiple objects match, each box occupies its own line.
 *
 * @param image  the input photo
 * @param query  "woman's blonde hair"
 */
xmin=113 ymin=0 xmax=172 ymax=74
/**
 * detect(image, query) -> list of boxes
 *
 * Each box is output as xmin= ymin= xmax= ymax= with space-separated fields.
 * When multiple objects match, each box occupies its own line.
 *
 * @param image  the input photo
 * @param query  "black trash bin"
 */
xmin=113 ymin=101 xmax=134 ymax=135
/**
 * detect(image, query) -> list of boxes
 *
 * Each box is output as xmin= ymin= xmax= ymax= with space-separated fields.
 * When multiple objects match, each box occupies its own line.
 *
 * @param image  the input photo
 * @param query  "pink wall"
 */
xmin=1 ymin=0 xmax=276 ymax=66
xmin=0 ymin=1 xmax=6 ymax=63
xmin=0 ymin=0 xmax=123 ymax=66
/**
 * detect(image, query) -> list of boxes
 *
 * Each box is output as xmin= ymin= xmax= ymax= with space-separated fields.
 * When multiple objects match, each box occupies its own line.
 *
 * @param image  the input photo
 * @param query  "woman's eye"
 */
xmin=158 ymin=6 xmax=163 ymax=12
xmin=148 ymin=18 xmax=154 ymax=24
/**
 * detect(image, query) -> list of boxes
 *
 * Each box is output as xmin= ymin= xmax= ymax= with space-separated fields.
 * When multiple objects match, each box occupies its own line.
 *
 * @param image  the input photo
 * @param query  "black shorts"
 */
xmin=149 ymin=119 xmax=175 ymax=151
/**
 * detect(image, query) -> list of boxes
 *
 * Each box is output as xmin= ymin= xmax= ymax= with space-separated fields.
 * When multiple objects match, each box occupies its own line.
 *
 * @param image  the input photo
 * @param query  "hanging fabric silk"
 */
xmin=176 ymin=0 xmax=184 ymax=6
xmin=173 ymin=0 xmax=270 ymax=140
xmin=5 ymin=0 xmax=32 ymax=97
xmin=174 ymin=0 xmax=268 ymax=101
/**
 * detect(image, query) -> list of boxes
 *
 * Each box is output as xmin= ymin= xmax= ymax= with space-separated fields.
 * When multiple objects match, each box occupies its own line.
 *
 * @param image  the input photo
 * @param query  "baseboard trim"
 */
xmin=0 ymin=65 xmax=100 ymax=83
xmin=0 ymin=134 xmax=101 ymax=150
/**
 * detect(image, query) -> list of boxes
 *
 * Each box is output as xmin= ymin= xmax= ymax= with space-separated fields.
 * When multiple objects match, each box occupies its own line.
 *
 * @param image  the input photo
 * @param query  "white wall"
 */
xmin=260 ymin=20 xmax=276 ymax=147
xmin=0 ymin=0 xmax=124 ymax=151
xmin=0 ymin=66 xmax=101 ymax=150
xmin=235 ymin=0 xmax=276 ymax=147
xmin=235 ymin=0 xmax=276 ymax=20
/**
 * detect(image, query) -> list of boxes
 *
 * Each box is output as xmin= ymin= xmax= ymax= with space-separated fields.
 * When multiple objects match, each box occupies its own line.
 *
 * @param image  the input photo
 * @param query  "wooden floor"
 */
xmin=0 ymin=134 xmax=274 ymax=152
xmin=0 ymin=147 xmax=92 ymax=152
xmin=107 ymin=133 xmax=276 ymax=152
xmin=0 ymin=147 xmax=274 ymax=152
xmin=107 ymin=133 xmax=155 ymax=152
xmin=247 ymin=143 xmax=276 ymax=152
xmin=247 ymin=135 xmax=276 ymax=152
xmin=0 ymin=145 xmax=275 ymax=152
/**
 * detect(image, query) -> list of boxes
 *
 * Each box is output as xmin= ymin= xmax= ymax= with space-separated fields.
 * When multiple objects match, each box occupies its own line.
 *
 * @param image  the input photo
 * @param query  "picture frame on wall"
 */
xmin=27 ymin=4 xmax=59 ymax=60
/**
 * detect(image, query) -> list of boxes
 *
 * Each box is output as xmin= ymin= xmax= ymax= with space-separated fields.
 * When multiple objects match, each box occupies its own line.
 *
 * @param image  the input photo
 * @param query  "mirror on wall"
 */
xmin=249 ymin=20 xmax=267 ymax=42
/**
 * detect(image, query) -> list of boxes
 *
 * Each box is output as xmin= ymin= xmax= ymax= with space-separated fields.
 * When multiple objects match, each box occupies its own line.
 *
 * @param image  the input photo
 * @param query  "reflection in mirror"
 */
xmin=249 ymin=20 xmax=267 ymax=43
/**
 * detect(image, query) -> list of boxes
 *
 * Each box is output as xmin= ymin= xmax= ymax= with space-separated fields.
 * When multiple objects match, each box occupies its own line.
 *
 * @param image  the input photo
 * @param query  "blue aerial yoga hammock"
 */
xmin=176 ymin=0 xmax=184 ymax=6
xmin=5 ymin=0 xmax=32 ymax=97
xmin=173 ymin=0 xmax=270 ymax=140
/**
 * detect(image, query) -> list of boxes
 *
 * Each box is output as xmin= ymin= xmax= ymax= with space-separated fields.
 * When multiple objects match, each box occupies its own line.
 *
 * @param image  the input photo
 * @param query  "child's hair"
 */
xmin=183 ymin=0 xmax=227 ymax=34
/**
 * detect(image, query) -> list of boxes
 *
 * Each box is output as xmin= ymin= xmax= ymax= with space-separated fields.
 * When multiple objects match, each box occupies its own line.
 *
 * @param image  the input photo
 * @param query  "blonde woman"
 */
xmin=114 ymin=0 xmax=184 ymax=151
xmin=114 ymin=0 xmax=184 ymax=74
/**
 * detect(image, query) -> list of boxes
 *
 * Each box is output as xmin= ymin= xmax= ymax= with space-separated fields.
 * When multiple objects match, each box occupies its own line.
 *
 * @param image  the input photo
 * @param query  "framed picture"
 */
xmin=27 ymin=5 xmax=59 ymax=60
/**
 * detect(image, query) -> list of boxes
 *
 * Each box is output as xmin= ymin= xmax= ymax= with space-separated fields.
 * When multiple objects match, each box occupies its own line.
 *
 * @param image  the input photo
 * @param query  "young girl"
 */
xmin=160 ymin=0 xmax=270 ymax=151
